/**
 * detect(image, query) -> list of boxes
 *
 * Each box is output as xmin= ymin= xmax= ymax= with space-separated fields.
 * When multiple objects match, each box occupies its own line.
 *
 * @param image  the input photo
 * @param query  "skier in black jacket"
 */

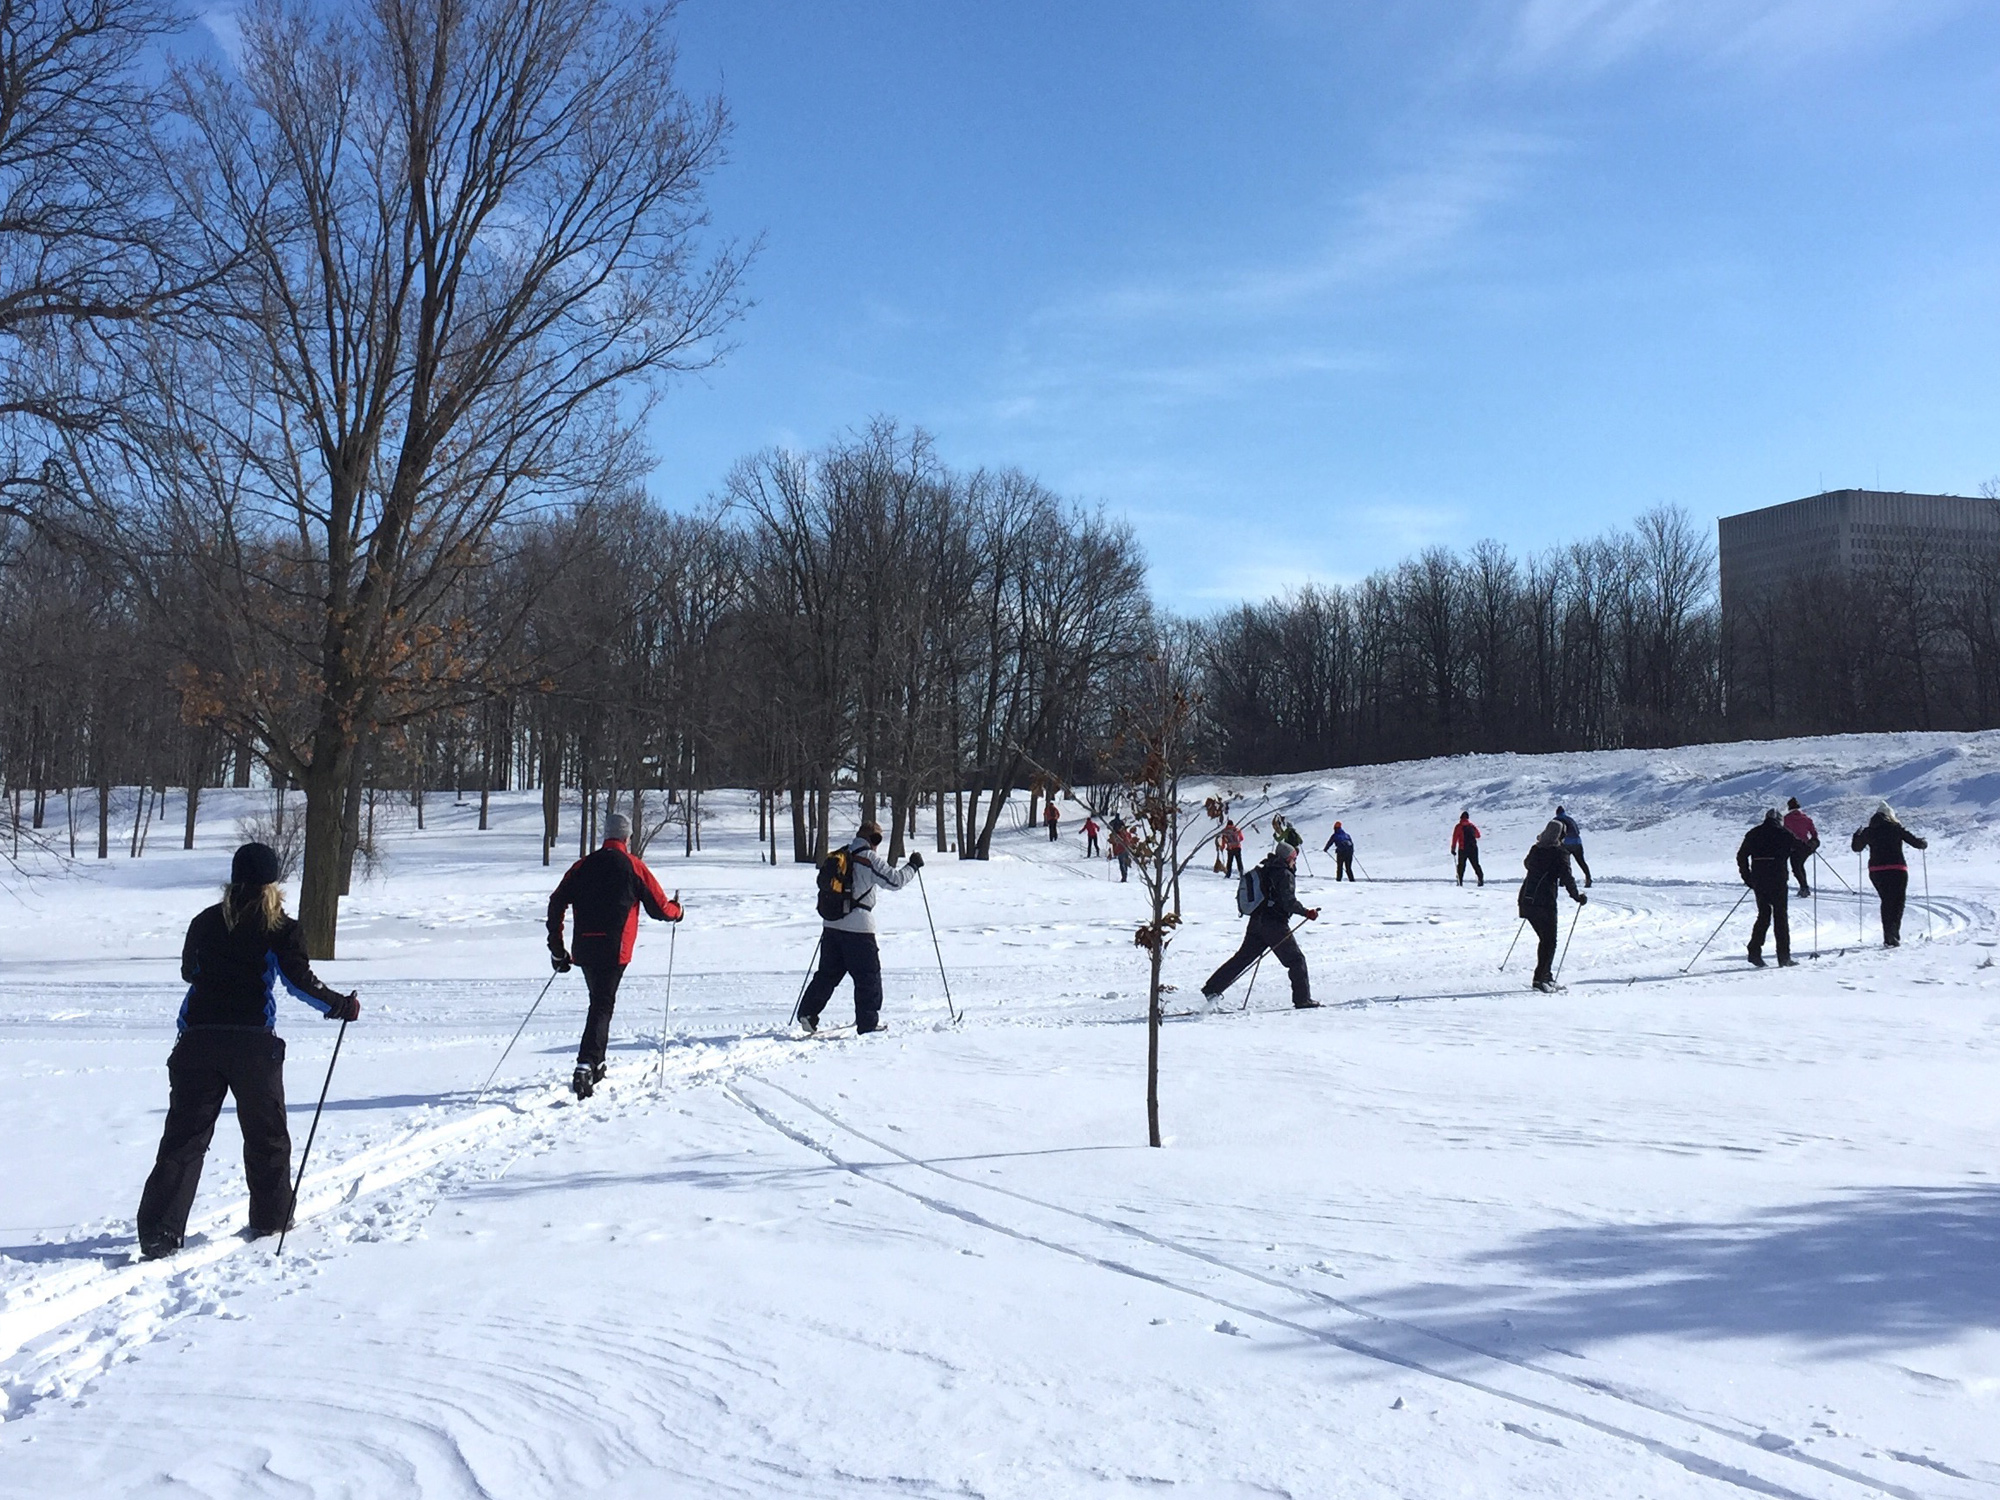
xmin=1851 ymin=803 xmax=1928 ymax=947
xmin=548 ymin=812 xmax=683 ymax=1097
xmin=1736 ymin=809 xmax=1808 ymax=967
xmin=1201 ymin=843 xmax=1320 ymax=1008
xmin=1518 ymin=820 xmax=1585 ymax=992
xmin=136 ymin=842 xmax=359 ymax=1261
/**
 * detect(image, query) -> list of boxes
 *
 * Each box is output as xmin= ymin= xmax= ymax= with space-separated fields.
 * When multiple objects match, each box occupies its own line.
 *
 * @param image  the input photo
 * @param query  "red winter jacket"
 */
xmin=547 ymin=839 xmax=680 ymax=968
xmin=1451 ymin=819 xmax=1481 ymax=853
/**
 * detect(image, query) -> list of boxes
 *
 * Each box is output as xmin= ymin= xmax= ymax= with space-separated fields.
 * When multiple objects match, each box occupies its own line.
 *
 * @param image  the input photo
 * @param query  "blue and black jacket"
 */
xmin=178 ymin=904 xmax=346 ymax=1032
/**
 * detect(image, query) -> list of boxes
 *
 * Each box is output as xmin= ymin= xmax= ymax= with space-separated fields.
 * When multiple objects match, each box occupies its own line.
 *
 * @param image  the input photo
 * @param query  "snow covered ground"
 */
xmin=1 ymin=731 xmax=1996 ymax=1498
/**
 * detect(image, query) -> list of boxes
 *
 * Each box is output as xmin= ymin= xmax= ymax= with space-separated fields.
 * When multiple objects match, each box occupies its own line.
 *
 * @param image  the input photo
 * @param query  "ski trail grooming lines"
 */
xmin=276 ymin=1019 xmax=347 ymax=1258
xmin=915 ymin=865 xmax=959 ymax=1023
xmin=477 ymin=970 xmax=562 ymax=1103
xmin=656 ymin=889 xmax=679 ymax=1091
xmin=1682 ymin=888 xmax=1751 ymax=974
xmin=1498 ymin=918 xmax=1527 ymax=972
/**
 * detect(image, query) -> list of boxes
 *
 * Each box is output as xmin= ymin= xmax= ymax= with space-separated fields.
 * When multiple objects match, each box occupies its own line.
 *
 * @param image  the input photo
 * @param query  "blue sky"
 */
xmin=647 ymin=0 xmax=2000 ymax=610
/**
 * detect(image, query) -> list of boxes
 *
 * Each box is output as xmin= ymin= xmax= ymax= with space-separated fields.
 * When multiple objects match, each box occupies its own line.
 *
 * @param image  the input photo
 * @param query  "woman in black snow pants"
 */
xmin=136 ymin=842 xmax=360 ymax=1260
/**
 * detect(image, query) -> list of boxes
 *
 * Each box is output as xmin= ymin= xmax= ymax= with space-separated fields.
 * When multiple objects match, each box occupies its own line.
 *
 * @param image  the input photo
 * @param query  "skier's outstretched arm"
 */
xmin=632 ymin=857 xmax=682 ymax=921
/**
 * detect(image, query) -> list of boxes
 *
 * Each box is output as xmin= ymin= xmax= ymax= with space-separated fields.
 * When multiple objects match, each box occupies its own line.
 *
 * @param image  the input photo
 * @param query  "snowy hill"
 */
xmin=2 ymin=731 xmax=1997 ymax=1497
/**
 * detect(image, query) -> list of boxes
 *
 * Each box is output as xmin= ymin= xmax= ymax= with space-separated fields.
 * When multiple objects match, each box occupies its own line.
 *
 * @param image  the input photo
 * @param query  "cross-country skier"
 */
xmin=1201 ymin=842 xmax=1320 ymax=1009
xmin=1451 ymin=811 xmax=1484 ymax=887
xmin=1082 ymin=815 xmax=1101 ymax=858
xmin=1737 ymin=808 xmax=1808 ymax=967
xmin=1043 ymin=797 xmax=1061 ymax=843
xmin=1553 ymin=805 xmax=1592 ymax=887
xmin=1518 ymin=820 xmax=1586 ymax=992
xmin=135 ymin=841 xmax=360 ymax=1261
xmin=1324 ymin=821 xmax=1355 ymax=882
xmin=1220 ymin=818 xmax=1245 ymax=878
xmin=1271 ymin=812 xmax=1303 ymax=853
xmin=1782 ymin=797 xmax=1819 ymax=897
xmin=797 ymin=820 xmax=919 ymax=1034
xmin=547 ymin=811 xmax=683 ymax=1098
xmin=1109 ymin=815 xmax=1133 ymax=882
xmin=1850 ymin=803 xmax=1928 ymax=947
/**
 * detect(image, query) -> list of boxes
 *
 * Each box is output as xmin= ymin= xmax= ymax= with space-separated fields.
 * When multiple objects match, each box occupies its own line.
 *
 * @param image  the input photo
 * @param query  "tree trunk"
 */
xmin=814 ymin=770 xmax=832 ymax=861
xmin=96 ymin=773 xmax=110 ymax=859
xmin=541 ymin=728 xmax=561 ymax=866
xmin=1146 ymin=916 xmax=1163 ymax=1148
xmin=338 ymin=754 xmax=365 ymax=896
xmin=298 ymin=738 xmax=354 ymax=959
xmin=790 ymin=781 xmax=808 ymax=862
xmin=184 ymin=776 xmax=200 ymax=850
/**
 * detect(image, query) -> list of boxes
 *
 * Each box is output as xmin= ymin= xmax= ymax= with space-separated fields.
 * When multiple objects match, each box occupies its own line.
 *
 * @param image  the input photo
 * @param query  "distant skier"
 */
xmin=136 ymin=841 xmax=360 ymax=1261
xmin=1271 ymin=812 xmax=1303 ymax=853
xmin=1736 ymin=808 xmax=1808 ymax=967
xmin=547 ymin=812 xmax=683 ymax=1098
xmin=1202 ymin=843 xmax=1321 ymax=1009
xmin=797 ymin=819 xmax=919 ymax=1034
xmin=1220 ymin=819 xmax=1245 ymax=878
xmin=1082 ymin=815 xmax=1101 ymax=858
xmin=1450 ymin=811 xmax=1484 ymax=887
xmin=1850 ymin=803 xmax=1928 ymax=948
xmin=1109 ymin=816 xmax=1132 ymax=882
xmin=1782 ymin=797 xmax=1819 ymax=897
xmin=1323 ymin=821 xmax=1354 ymax=881
xmin=1518 ymin=820 xmax=1586 ymax=992
xmin=1553 ymin=805 xmax=1592 ymax=887
xmin=1043 ymin=797 xmax=1061 ymax=843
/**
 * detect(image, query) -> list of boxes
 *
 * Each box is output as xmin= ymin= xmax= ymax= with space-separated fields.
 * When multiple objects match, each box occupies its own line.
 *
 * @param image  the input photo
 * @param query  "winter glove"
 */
xmin=1306 ymin=907 xmax=1320 ymax=921
xmin=328 ymin=992 xmax=361 ymax=1023
xmin=551 ymin=948 xmax=573 ymax=974
xmin=1575 ymin=892 xmax=1588 ymax=906
xmin=906 ymin=851 xmax=925 ymax=871
xmin=663 ymin=899 xmax=684 ymax=922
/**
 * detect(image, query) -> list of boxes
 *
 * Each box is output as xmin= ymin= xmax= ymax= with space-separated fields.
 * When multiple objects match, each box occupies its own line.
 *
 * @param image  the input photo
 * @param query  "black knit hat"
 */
xmin=231 ymin=841 xmax=282 ymax=887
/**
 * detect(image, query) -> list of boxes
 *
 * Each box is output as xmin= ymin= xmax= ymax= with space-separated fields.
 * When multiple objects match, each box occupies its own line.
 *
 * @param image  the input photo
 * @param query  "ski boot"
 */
xmin=1746 ymin=947 xmax=1765 ymax=968
xmin=591 ymin=1062 xmax=608 ymax=1084
xmin=571 ymin=1065 xmax=594 ymax=1100
xmin=797 ymin=1012 xmax=818 ymax=1035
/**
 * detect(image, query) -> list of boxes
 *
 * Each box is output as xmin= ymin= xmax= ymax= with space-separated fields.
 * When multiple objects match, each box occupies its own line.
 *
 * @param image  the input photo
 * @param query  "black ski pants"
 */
xmin=1046 ymin=821 xmax=1059 ymax=843
xmin=798 ymin=928 xmax=886 ymax=1031
xmin=1567 ymin=844 xmax=1592 ymax=884
xmin=1085 ymin=832 xmax=1099 ymax=857
xmin=1334 ymin=848 xmax=1354 ymax=881
xmin=137 ymin=1027 xmax=291 ymax=1252
xmin=1203 ymin=912 xmax=1311 ymax=1006
xmin=1789 ymin=849 xmax=1811 ymax=895
xmin=1223 ymin=846 xmax=1243 ymax=878
xmin=577 ymin=963 xmax=627 ymax=1069
xmin=1524 ymin=906 xmax=1561 ymax=984
xmin=1748 ymin=877 xmax=1791 ymax=963
xmin=1456 ymin=848 xmax=1483 ymax=886
xmin=1870 ymin=868 xmax=1909 ymax=946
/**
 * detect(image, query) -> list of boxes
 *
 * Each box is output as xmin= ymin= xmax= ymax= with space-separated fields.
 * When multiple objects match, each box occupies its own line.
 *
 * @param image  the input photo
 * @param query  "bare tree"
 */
xmin=68 ymin=0 xmax=744 ymax=953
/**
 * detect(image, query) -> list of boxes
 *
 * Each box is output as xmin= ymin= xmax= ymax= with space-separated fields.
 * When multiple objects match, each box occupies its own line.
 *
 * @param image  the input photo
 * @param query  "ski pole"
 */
xmin=1554 ymin=902 xmax=1581 ymax=981
xmin=1498 ymin=918 xmax=1527 ymax=972
xmin=914 ymin=866 xmax=959 ymax=1023
xmin=476 ymin=970 xmax=562 ymax=1103
xmin=1922 ymin=847 xmax=1932 ymax=940
xmin=656 ymin=892 xmax=679 ymax=1091
xmin=1858 ymin=852 xmax=1864 ymax=944
xmin=1356 ymin=859 xmax=1371 ymax=881
xmin=1812 ymin=849 xmax=1853 ymax=892
xmin=788 ymin=935 xmax=823 ymax=1028
xmin=1683 ymin=887 xmax=1752 ymax=974
xmin=276 ymin=1019 xmax=347 ymax=1258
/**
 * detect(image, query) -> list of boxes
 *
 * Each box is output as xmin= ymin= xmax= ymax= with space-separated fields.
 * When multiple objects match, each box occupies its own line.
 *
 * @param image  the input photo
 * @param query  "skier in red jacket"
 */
xmin=1450 ymin=811 xmax=1484 ymax=886
xmin=547 ymin=812 xmax=682 ymax=1099
xmin=1781 ymin=797 xmax=1819 ymax=897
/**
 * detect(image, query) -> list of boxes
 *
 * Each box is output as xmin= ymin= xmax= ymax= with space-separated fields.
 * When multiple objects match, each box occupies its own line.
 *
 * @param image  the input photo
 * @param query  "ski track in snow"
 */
xmin=2 ymin=730 xmax=1999 ymax=1495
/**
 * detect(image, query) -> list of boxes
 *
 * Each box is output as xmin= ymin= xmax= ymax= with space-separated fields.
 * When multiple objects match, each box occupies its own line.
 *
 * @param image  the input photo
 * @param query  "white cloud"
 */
xmin=198 ymin=7 xmax=246 ymax=66
xmin=1505 ymin=0 xmax=1965 ymax=74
